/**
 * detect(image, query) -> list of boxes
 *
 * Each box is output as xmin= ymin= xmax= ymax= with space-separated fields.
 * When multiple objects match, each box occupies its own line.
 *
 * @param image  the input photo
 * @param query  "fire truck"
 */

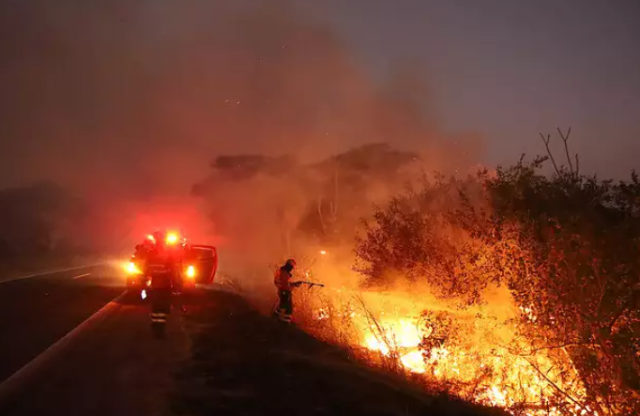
xmin=124 ymin=231 xmax=218 ymax=297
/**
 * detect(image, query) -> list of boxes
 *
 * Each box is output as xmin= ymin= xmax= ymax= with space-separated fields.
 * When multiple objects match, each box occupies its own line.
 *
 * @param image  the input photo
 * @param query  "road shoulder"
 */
xmin=0 ymin=293 xmax=190 ymax=416
xmin=171 ymin=290 xmax=506 ymax=416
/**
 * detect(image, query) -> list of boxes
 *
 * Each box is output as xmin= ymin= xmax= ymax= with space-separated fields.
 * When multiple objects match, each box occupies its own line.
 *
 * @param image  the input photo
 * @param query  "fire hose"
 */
xmin=271 ymin=280 xmax=324 ymax=316
xmin=292 ymin=280 xmax=325 ymax=288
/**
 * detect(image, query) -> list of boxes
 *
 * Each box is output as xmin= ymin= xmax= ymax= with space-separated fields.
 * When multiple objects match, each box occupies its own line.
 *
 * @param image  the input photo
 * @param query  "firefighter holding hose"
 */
xmin=273 ymin=258 xmax=302 ymax=323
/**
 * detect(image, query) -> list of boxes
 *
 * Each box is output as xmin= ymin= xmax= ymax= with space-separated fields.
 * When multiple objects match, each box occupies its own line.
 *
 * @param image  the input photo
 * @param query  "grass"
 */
xmin=170 ymin=288 xmax=507 ymax=416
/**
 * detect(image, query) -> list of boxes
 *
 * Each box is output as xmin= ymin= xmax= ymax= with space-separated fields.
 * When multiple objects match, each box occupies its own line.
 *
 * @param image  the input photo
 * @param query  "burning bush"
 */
xmin=349 ymin=145 xmax=640 ymax=414
xmin=484 ymin=158 xmax=640 ymax=415
xmin=201 ymin=136 xmax=638 ymax=415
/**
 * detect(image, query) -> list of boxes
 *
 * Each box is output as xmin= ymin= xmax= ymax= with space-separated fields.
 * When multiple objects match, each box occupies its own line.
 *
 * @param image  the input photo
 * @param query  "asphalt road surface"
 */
xmin=0 ymin=263 xmax=190 ymax=416
xmin=0 ymin=264 xmax=503 ymax=416
xmin=0 ymin=265 xmax=122 ymax=384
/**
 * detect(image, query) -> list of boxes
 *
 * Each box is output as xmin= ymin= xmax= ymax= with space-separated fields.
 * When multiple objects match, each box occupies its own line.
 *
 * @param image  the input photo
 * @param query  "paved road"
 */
xmin=0 ymin=264 xmax=191 ymax=416
xmin=0 ymin=265 xmax=123 ymax=385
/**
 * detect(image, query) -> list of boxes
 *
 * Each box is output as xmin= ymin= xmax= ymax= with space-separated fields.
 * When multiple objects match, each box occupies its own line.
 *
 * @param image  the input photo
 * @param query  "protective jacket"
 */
xmin=146 ymin=248 xmax=180 ymax=289
xmin=274 ymin=266 xmax=293 ymax=291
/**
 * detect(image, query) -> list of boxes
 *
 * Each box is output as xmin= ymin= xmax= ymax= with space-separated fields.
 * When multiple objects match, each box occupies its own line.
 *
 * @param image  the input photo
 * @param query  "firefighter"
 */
xmin=125 ymin=237 xmax=156 ymax=290
xmin=273 ymin=258 xmax=302 ymax=323
xmin=132 ymin=237 xmax=154 ymax=265
xmin=146 ymin=229 xmax=182 ymax=335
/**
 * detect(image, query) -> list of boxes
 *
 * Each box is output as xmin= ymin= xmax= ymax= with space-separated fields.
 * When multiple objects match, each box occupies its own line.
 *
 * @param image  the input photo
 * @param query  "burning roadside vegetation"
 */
xmin=172 ymin=289 xmax=509 ymax=416
xmin=0 ymin=1 xmax=637 ymax=414
xmin=292 ymin=153 xmax=640 ymax=415
xmin=198 ymin=133 xmax=640 ymax=416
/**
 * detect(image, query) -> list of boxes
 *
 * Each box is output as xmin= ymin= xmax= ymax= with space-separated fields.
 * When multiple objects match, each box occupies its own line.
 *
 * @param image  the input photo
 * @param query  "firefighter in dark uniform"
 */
xmin=131 ymin=237 xmax=155 ymax=272
xmin=273 ymin=259 xmax=302 ymax=323
xmin=145 ymin=230 xmax=183 ymax=335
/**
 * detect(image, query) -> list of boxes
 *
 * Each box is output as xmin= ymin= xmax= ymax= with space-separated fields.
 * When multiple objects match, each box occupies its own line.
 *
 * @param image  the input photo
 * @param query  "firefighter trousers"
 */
xmin=150 ymin=288 xmax=172 ymax=325
xmin=274 ymin=290 xmax=293 ymax=323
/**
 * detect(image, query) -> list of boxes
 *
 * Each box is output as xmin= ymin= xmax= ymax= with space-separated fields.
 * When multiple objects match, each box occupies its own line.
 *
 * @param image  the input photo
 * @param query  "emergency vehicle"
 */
xmin=124 ymin=231 xmax=218 ymax=296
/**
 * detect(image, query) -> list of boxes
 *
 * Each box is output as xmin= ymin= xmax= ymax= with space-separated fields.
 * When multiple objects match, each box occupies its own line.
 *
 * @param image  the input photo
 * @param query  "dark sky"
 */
xmin=0 ymin=0 xmax=638 ymax=195
xmin=299 ymin=0 xmax=640 ymax=177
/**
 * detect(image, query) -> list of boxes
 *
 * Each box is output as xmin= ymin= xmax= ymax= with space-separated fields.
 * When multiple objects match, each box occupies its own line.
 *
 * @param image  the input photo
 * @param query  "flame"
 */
xmin=399 ymin=350 xmax=426 ymax=373
xmin=299 ymin=286 xmax=597 ymax=416
xmin=364 ymin=319 xmax=422 ymax=355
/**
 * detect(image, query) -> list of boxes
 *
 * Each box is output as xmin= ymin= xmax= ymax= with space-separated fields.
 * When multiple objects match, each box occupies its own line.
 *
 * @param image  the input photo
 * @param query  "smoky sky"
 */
xmin=0 ymin=0 xmax=475 ymax=199
xmin=302 ymin=0 xmax=640 ymax=178
xmin=0 ymin=0 xmax=637 ymax=199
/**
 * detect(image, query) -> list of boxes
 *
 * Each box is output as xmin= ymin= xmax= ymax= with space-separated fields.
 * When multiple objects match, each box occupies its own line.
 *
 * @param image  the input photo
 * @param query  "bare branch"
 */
xmin=539 ymin=132 xmax=560 ymax=174
xmin=518 ymin=153 xmax=526 ymax=166
xmin=524 ymin=357 xmax=594 ymax=415
xmin=575 ymin=153 xmax=580 ymax=175
xmin=557 ymin=127 xmax=575 ymax=174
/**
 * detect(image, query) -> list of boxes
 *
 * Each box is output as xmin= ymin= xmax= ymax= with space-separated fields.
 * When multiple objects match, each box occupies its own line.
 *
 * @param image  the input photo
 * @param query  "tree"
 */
xmin=192 ymin=144 xmax=422 ymax=252
xmin=300 ymin=143 xmax=421 ymax=245
xmin=191 ymin=153 xmax=307 ymax=257
xmin=354 ymin=131 xmax=640 ymax=414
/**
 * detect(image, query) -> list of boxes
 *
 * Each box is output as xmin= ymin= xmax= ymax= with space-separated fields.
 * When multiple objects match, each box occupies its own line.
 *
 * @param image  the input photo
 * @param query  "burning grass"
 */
xmin=294 ymin=281 xmax=595 ymax=416
xmin=305 ymin=151 xmax=640 ymax=416
xmin=287 ymin=154 xmax=640 ymax=415
xmin=219 ymin=137 xmax=639 ymax=416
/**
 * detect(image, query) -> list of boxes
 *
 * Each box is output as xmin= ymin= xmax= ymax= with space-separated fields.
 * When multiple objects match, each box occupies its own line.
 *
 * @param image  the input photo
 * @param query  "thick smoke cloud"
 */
xmin=0 ymin=0 xmax=482 ymax=254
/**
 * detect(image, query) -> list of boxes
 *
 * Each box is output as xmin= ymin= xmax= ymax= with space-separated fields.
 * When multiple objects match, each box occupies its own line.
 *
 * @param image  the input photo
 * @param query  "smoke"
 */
xmin=0 ymin=1 xmax=483 ymax=281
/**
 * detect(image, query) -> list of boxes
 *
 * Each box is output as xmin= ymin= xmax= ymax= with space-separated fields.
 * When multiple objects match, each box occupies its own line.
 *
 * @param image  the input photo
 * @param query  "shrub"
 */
xmin=354 ymin=143 xmax=640 ymax=414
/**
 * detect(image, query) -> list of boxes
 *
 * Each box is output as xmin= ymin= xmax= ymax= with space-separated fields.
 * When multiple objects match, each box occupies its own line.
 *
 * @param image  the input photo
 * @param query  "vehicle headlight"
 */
xmin=126 ymin=261 xmax=142 ymax=275
xmin=185 ymin=265 xmax=196 ymax=278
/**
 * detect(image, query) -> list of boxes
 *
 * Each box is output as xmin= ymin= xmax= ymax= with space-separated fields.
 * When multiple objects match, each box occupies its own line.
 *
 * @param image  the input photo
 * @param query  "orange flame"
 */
xmin=301 ymin=285 xmax=596 ymax=416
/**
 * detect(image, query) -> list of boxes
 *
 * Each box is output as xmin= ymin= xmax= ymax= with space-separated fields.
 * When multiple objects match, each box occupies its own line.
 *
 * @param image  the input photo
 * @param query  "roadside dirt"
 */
xmin=171 ymin=290 xmax=507 ymax=416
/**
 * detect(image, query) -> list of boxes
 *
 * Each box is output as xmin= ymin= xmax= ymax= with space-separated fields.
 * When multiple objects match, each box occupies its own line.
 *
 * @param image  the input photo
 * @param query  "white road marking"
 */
xmin=72 ymin=273 xmax=91 ymax=280
xmin=0 ymin=291 xmax=126 ymax=404
xmin=0 ymin=264 xmax=103 ymax=285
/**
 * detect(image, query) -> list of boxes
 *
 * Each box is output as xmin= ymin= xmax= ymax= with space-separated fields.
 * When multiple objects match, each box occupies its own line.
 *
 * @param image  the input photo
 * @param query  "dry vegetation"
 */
xmin=267 ymin=132 xmax=640 ymax=416
xmin=1 ymin=2 xmax=636 ymax=413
